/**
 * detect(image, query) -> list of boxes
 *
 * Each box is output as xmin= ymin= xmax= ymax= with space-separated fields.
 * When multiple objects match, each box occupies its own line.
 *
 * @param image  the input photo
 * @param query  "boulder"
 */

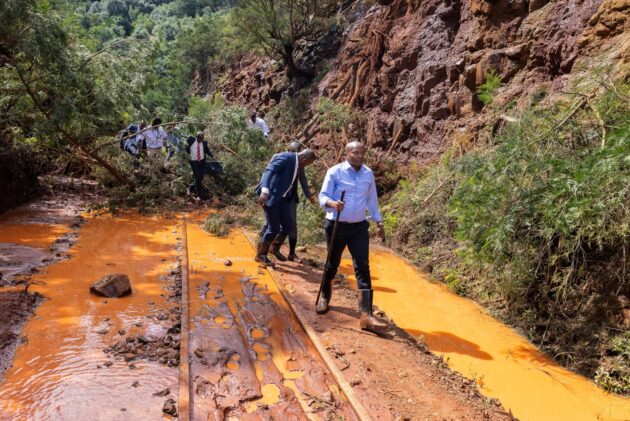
xmin=90 ymin=274 xmax=132 ymax=298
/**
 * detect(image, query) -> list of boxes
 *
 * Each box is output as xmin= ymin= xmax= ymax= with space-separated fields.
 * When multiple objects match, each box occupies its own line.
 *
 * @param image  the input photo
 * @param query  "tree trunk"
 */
xmin=282 ymin=42 xmax=313 ymax=79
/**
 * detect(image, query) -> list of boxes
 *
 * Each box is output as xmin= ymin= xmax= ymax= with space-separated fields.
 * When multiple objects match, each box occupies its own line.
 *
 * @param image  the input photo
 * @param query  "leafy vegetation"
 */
xmin=385 ymin=81 xmax=630 ymax=392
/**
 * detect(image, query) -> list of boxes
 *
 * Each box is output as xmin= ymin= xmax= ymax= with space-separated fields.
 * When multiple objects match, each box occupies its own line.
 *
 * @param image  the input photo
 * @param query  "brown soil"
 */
xmin=0 ymin=291 xmax=42 ymax=379
xmin=268 ymin=246 xmax=515 ymax=421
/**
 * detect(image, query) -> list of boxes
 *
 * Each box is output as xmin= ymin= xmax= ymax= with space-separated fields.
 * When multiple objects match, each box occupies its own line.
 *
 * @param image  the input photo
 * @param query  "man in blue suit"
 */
xmin=255 ymin=148 xmax=317 ymax=266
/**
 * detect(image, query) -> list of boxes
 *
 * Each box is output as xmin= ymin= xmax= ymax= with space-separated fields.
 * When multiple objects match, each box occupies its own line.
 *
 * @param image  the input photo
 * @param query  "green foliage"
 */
xmin=315 ymin=97 xmax=362 ymax=132
xmin=187 ymin=101 xmax=272 ymax=197
xmin=450 ymin=85 xmax=630 ymax=303
xmin=476 ymin=69 xmax=501 ymax=106
xmin=203 ymin=212 xmax=235 ymax=236
xmin=233 ymin=0 xmax=338 ymax=76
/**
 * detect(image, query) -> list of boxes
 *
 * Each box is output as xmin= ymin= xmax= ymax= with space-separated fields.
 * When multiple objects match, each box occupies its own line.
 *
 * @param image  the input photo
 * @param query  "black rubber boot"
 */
xmin=254 ymin=240 xmax=274 ymax=267
xmin=271 ymin=235 xmax=288 ymax=261
xmin=315 ymin=278 xmax=332 ymax=314
xmin=358 ymin=289 xmax=388 ymax=333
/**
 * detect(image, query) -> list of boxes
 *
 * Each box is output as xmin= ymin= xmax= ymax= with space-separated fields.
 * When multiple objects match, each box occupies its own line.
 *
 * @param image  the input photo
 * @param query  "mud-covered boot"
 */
xmin=315 ymin=278 xmax=332 ymax=314
xmin=254 ymin=240 xmax=274 ymax=267
xmin=287 ymin=238 xmax=302 ymax=263
xmin=271 ymin=235 xmax=288 ymax=261
xmin=358 ymin=289 xmax=388 ymax=333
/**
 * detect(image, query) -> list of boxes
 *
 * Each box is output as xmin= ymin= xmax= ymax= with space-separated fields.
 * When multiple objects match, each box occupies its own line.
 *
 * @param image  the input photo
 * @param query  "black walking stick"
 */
xmin=315 ymin=190 xmax=345 ymax=306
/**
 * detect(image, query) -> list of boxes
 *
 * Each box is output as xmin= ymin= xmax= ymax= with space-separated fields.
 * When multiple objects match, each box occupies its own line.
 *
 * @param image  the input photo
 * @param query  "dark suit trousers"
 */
xmin=259 ymin=199 xmax=298 ymax=241
xmin=189 ymin=160 xmax=205 ymax=194
xmin=323 ymin=219 xmax=371 ymax=291
xmin=261 ymin=198 xmax=292 ymax=243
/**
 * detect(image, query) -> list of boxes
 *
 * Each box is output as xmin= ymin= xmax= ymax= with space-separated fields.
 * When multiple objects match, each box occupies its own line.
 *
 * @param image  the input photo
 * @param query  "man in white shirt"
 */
xmin=248 ymin=111 xmax=270 ymax=138
xmin=143 ymin=117 xmax=168 ymax=159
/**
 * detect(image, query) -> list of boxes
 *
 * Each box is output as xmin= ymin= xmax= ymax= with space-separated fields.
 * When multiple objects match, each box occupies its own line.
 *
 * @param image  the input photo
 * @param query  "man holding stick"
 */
xmin=317 ymin=140 xmax=388 ymax=334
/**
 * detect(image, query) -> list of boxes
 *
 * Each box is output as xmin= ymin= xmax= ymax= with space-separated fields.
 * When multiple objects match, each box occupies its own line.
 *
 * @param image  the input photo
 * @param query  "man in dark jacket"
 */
xmin=269 ymin=141 xmax=316 ymax=263
xmin=255 ymin=148 xmax=316 ymax=266
xmin=185 ymin=131 xmax=212 ymax=199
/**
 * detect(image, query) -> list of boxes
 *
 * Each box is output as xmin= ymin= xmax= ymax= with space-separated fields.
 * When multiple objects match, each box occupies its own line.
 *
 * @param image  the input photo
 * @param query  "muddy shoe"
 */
xmin=359 ymin=312 xmax=388 ymax=333
xmin=255 ymin=254 xmax=275 ymax=267
xmin=315 ymin=294 xmax=330 ymax=314
xmin=272 ymin=248 xmax=287 ymax=262
xmin=287 ymin=253 xmax=302 ymax=263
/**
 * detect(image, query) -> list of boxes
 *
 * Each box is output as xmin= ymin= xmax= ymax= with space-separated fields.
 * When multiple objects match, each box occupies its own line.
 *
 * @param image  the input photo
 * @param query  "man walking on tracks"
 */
xmin=317 ymin=140 xmax=388 ymax=334
xmin=255 ymin=148 xmax=317 ymax=267
xmin=268 ymin=141 xmax=317 ymax=263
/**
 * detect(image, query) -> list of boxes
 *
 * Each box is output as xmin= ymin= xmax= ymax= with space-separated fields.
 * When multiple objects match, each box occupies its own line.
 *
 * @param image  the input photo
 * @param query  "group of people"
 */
xmin=120 ymin=117 xmax=181 ymax=161
xmin=254 ymin=140 xmax=388 ymax=334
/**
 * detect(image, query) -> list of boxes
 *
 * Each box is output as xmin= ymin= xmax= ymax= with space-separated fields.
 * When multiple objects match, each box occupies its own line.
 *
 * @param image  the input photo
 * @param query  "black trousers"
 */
xmin=259 ymin=199 xmax=298 ymax=241
xmin=189 ymin=160 xmax=205 ymax=195
xmin=323 ymin=219 xmax=371 ymax=291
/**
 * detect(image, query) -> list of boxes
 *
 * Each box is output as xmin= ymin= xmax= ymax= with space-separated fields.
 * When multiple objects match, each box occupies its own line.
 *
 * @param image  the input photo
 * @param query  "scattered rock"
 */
xmin=90 ymin=274 xmax=132 ymax=298
xmin=118 ymin=329 xmax=126 ymax=335
xmin=350 ymin=379 xmax=361 ymax=386
xmin=132 ymin=381 xmax=139 ymax=387
xmin=162 ymin=398 xmax=177 ymax=416
xmin=153 ymin=388 xmax=170 ymax=397
xmin=104 ymin=361 xmax=113 ymax=367
xmin=224 ymin=260 xmax=233 ymax=266
xmin=95 ymin=327 xmax=109 ymax=335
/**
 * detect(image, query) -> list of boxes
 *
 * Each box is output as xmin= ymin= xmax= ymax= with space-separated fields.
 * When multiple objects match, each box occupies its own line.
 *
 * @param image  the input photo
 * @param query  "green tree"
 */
xmin=234 ymin=0 xmax=337 ymax=78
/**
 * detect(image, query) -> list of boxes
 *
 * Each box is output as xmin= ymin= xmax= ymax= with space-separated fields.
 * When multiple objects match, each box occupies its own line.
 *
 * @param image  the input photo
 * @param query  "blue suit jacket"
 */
xmin=255 ymin=152 xmax=298 ymax=207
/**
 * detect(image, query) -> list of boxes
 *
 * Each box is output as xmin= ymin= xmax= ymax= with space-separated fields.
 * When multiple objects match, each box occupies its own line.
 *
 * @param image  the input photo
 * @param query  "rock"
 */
xmin=104 ymin=361 xmax=113 ymax=367
xmin=153 ymin=388 xmax=170 ymax=397
xmin=132 ymin=381 xmax=140 ymax=387
xmin=295 ymin=246 xmax=307 ymax=252
xmin=90 ymin=274 xmax=132 ymax=298
xmin=162 ymin=399 xmax=177 ymax=416
xmin=224 ymin=260 xmax=233 ymax=266
xmin=95 ymin=327 xmax=109 ymax=335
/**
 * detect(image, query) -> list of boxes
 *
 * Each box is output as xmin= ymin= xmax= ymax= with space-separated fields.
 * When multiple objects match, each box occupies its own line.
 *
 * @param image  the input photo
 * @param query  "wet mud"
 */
xmin=186 ymin=217 xmax=357 ymax=420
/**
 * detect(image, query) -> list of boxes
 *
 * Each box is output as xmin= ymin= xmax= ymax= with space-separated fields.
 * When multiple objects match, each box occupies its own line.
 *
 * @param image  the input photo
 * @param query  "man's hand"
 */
xmin=258 ymin=192 xmax=269 ymax=207
xmin=327 ymin=200 xmax=344 ymax=212
xmin=376 ymin=223 xmax=385 ymax=241
xmin=308 ymin=195 xmax=317 ymax=206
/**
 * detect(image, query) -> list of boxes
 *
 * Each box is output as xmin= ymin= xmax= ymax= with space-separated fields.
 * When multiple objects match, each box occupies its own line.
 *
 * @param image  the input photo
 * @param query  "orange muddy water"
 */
xmin=0 ymin=213 xmax=181 ymax=420
xmin=338 ymin=249 xmax=630 ymax=421
xmin=185 ymin=216 xmax=356 ymax=420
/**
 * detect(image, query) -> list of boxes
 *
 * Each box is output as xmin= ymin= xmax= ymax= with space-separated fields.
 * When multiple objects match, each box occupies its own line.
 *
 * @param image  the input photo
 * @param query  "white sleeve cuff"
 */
xmin=261 ymin=187 xmax=270 ymax=195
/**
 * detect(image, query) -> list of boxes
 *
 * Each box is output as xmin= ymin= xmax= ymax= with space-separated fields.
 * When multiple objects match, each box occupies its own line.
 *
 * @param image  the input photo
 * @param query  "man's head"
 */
xmin=288 ymin=141 xmax=302 ymax=153
xmin=166 ymin=123 xmax=175 ymax=133
xmin=196 ymin=131 xmax=205 ymax=141
xmin=139 ymin=121 xmax=147 ymax=129
xmin=345 ymin=140 xmax=365 ymax=168
xmin=250 ymin=111 xmax=257 ymax=123
xmin=152 ymin=117 xmax=162 ymax=126
xmin=297 ymin=149 xmax=316 ymax=167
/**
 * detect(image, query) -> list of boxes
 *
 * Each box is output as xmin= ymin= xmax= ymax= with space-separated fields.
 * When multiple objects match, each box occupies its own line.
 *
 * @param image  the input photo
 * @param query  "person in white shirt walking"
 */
xmin=248 ymin=111 xmax=270 ymax=138
xmin=143 ymin=117 xmax=168 ymax=159
xmin=185 ymin=131 xmax=213 ymax=199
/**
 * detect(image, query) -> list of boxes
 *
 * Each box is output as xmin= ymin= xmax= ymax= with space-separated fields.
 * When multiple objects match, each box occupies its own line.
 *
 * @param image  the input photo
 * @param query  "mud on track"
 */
xmin=184 ymin=215 xmax=357 ymax=420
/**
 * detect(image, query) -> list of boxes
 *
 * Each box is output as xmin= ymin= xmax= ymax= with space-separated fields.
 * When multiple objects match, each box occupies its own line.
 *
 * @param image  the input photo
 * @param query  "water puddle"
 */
xmin=185 ymin=217 xmax=356 ymax=420
xmin=339 ymin=249 xmax=630 ymax=421
xmin=0 ymin=213 xmax=181 ymax=420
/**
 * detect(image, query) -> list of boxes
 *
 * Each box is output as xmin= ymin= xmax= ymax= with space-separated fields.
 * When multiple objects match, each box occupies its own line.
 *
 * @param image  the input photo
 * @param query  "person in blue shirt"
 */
xmin=317 ymin=140 xmax=388 ymax=334
xmin=255 ymin=149 xmax=317 ymax=266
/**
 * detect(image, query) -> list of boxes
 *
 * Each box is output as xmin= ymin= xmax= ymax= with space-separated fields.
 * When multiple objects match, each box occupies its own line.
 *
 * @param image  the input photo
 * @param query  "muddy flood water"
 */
xmin=0 ymin=213 xmax=181 ymax=420
xmin=339 ymin=250 xmax=630 ymax=421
